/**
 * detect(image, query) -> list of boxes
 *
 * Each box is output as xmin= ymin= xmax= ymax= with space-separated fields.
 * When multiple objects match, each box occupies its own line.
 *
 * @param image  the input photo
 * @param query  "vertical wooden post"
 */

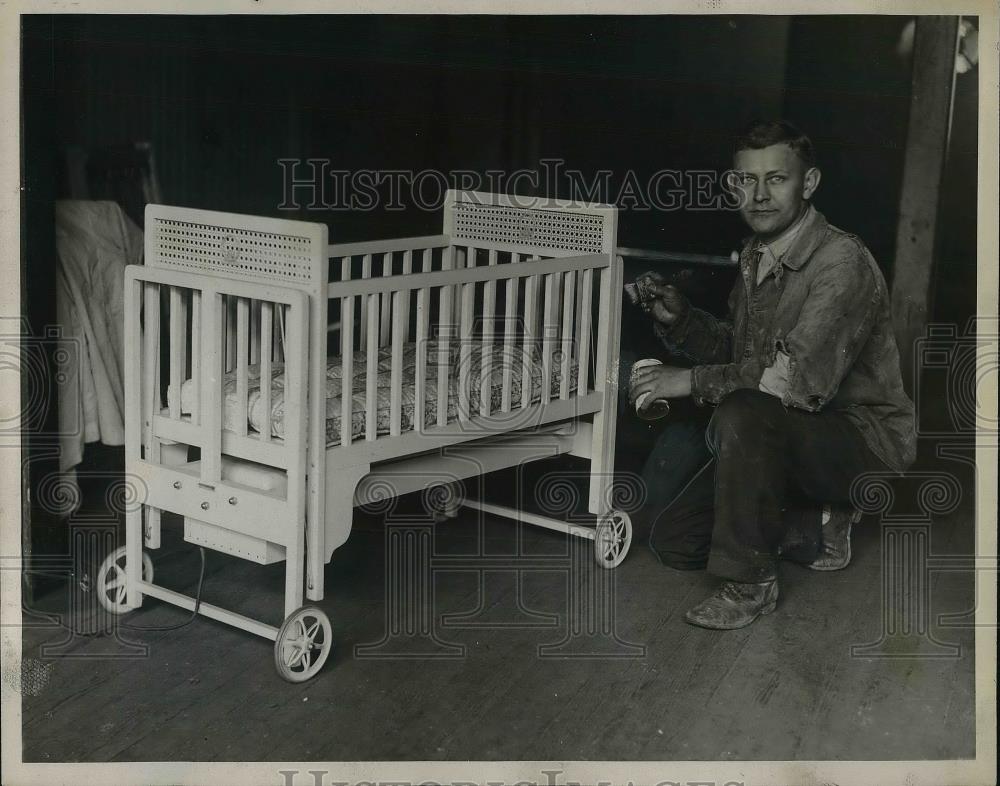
xmin=891 ymin=16 xmax=960 ymax=393
xmin=282 ymin=291 xmax=310 ymax=618
xmin=305 ymin=227 xmax=329 ymax=602
xmin=123 ymin=274 xmax=144 ymax=610
xmin=589 ymin=255 xmax=623 ymax=515
xmin=200 ymin=289 xmax=223 ymax=484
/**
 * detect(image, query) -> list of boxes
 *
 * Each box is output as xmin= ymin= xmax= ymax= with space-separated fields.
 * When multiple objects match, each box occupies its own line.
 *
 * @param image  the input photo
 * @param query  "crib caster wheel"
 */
xmin=274 ymin=606 xmax=333 ymax=683
xmin=424 ymin=482 xmax=462 ymax=523
xmin=594 ymin=510 xmax=632 ymax=569
xmin=431 ymin=506 xmax=459 ymax=524
xmin=96 ymin=546 xmax=154 ymax=615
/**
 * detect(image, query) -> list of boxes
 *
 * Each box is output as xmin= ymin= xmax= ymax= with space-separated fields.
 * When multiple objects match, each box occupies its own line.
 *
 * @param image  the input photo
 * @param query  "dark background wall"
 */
xmin=24 ymin=15 xmax=976 ymax=323
xmin=22 ymin=13 xmax=951 ymax=373
xmin=23 ymin=16 xmax=786 ymax=245
xmin=20 ymin=14 xmax=979 ymax=551
xmin=23 ymin=14 xmax=930 ymax=251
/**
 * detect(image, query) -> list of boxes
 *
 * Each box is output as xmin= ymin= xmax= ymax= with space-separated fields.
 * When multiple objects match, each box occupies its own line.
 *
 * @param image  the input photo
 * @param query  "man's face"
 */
xmin=732 ymin=143 xmax=818 ymax=239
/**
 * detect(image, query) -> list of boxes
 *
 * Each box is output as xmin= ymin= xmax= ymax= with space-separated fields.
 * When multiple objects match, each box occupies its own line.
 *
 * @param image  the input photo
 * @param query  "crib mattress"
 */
xmin=167 ymin=340 xmax=578 ymax=446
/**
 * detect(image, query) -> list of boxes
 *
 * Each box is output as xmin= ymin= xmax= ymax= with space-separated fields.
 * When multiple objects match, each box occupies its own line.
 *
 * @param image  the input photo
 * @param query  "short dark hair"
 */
xmin=733 ymin=119 xmax=816 ymax=168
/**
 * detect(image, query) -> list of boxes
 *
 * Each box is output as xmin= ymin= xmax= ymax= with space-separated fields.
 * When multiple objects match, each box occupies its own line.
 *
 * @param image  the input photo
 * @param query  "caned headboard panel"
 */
xmin=144 ymin=204 xmax=327 ymax=289
xmin=442 ymin=190 xmax=617 ymax=256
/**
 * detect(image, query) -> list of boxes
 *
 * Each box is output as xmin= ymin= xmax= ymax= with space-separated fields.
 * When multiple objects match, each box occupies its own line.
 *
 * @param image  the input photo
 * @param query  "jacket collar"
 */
xmin=777 ymin=205 xmax=827 ymax=270
xmin=740 ymin=204 xmax=829 ymax=272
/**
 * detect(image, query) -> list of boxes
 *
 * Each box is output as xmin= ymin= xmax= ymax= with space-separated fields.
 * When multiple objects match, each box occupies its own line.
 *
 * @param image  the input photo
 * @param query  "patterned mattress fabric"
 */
xmin=168 ymin=340 xmax=578 ymax=445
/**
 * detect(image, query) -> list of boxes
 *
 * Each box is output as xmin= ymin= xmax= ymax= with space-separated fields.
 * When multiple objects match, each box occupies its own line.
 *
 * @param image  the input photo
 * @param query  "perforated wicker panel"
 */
xmin=451 ymin=200 xmax=607 ymax=253
xmin=149 ymin=216 xmax=317 ymax=283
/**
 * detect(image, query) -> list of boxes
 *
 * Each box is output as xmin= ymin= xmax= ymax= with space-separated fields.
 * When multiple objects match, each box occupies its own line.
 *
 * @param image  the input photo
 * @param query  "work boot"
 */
xmin=683 ymin=579 xmax=779 ymax=630
xmin=808 ymin=505 xmax=862 ymax=571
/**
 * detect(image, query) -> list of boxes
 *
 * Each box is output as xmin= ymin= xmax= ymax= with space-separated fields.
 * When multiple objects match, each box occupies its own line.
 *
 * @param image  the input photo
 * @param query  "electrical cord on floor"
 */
xmin=21 ymin=547 xmax=208 ymax=635
xmin=120 ymin=546 xmax=206 ymax=632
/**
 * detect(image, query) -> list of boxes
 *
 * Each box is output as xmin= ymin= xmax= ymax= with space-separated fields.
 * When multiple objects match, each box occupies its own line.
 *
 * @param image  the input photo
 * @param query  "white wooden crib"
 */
xmin=101 ymin=190 xmax=628 ymax=681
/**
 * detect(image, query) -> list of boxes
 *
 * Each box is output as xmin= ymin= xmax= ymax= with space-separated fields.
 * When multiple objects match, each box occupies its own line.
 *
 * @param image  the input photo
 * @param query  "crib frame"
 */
xmin=116 ymin=190 xmax=625 ymax=681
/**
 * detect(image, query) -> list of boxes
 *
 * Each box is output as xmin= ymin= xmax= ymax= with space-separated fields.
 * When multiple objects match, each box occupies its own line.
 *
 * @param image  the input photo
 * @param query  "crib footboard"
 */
xmin=123 ymin=265 xmax=311 ymax=617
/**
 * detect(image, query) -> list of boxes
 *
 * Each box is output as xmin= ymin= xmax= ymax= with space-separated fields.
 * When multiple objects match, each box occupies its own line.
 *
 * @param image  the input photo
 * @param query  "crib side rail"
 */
xmin=328 ymin=234 xmax=605 ymax=349
xmin=324 ymin=251 xmax=618 ymax=466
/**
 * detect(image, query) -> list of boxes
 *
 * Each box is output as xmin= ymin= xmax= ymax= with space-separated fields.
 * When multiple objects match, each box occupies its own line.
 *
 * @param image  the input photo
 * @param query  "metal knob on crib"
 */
xmin=201 ymin=501 xmax=210 ymax=510
xmin=228 ymin=497 xmax=238 ymax=505
xmin=173 ymin=481 xmax=182 ymax=489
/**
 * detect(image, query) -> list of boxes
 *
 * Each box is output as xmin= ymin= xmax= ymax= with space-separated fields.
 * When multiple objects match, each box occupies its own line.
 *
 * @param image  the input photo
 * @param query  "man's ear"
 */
xmin=802 ymin=167 xmax=821 ymax=200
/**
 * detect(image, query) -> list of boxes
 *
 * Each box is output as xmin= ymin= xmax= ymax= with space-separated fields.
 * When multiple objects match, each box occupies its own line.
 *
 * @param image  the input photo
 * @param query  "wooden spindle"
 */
xmin=437 ymin=252 xmax=453 ymax=427
xmin=191 ymin=290 xmax=201 ymax=425
xmin=365 ymin=292 xmax=379 ymax=441
xmin=458 ymin=281 xmax=474 ymax=422
xmin=260 ymin=302 xmax=273 ymax=442
xmin=225 ymin=295 xmax=237 ymax=372
xmin=389 ymin=289 xmax=406 ymax=436
xmin=200 ymin=291 xmax=223 ymax=483
xmin=250 ymin=299 xmax=261 ymax=364
xmin=578 ymin=267 xmax=593 ymax=395
xmin=340 ymin=283 xmax=355 ymax=448
xmin=235 ymin=297 xmax=249 ymax=436
xmin=501 ymin=275 xmax=517 ymax=413
xmin=273 ymin=304 xmax=285 ymax=364
xmin=521 ymin=270 xmax=537 ymax=410
xmin=400 ymin=249 xmax=412 ymax=340
xmin=142 ymin=282 xmax=160 ymax=458
xmin=480 ymin=248 xmax=497 ymax=416
xmin=560 ymin=269 xmax=575 ymax=399
xmin=168 ymin=286 xmax=184 ymax=420
xmin=380 ymin=252 xmax=393 ymax=347
xmin=414 ymin=249 xmax=431 ymax=434
xmin=541 ymin=273 xmax=557 ymax=405
xmin=359 ymin=253 xmax=372 ymax=350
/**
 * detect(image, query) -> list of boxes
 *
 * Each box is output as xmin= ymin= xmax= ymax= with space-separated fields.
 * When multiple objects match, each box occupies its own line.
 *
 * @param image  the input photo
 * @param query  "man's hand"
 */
xmin=628 ymin=365 xmax=693 ymax=405
xmin=635 ymin=271 xmax=690 ymax=328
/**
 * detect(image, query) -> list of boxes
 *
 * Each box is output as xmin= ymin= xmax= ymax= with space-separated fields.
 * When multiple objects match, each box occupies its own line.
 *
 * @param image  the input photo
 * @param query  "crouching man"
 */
xmin=629 ymin=119 xmax=916 ymax=629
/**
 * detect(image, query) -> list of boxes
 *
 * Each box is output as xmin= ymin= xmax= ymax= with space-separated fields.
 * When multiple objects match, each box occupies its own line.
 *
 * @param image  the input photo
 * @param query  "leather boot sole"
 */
xmin=807 ymin=544 xmax=852 ymax=571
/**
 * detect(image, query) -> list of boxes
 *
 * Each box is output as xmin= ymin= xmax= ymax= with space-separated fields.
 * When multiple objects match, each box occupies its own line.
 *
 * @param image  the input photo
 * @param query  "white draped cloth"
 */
xmin=55 ymin=200 xmax=143 ymax=513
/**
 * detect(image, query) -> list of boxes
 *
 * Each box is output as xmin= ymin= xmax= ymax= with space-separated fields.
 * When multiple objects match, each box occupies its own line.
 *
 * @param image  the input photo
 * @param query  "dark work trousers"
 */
xmin=617 ymin=348 xmax=715 ymax=551
xmin=620 ymin=353 xmax=888 ymax=582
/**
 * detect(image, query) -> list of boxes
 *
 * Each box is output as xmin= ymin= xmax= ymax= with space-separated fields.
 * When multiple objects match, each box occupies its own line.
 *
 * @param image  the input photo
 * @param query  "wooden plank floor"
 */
xmin=20 ymin=449 xmax=976 ymax=763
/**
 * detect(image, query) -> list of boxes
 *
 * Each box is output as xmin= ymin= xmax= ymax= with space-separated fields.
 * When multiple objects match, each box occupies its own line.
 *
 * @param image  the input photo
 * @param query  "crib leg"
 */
xmin=143 ymin=442 xmax=186 ymax=550
xmin=305 ymin=543 xmax=323 ymax=603
xmin=143 ymin=507 xmax=161 ymax=550
xmin=125 ymin=503 xmax=145 ymax=610
xmin=305 ymin=562 xmax=323 ymax=602
xmin=589 ymin=255 xmax=623 ymax=515
xmin=284 ymin=522 xmax=306 ymax=618
xmin=309 ymin=463 xmax=371 ymax=602
xmin=306 ymin=469 xmax=324 ymax=603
